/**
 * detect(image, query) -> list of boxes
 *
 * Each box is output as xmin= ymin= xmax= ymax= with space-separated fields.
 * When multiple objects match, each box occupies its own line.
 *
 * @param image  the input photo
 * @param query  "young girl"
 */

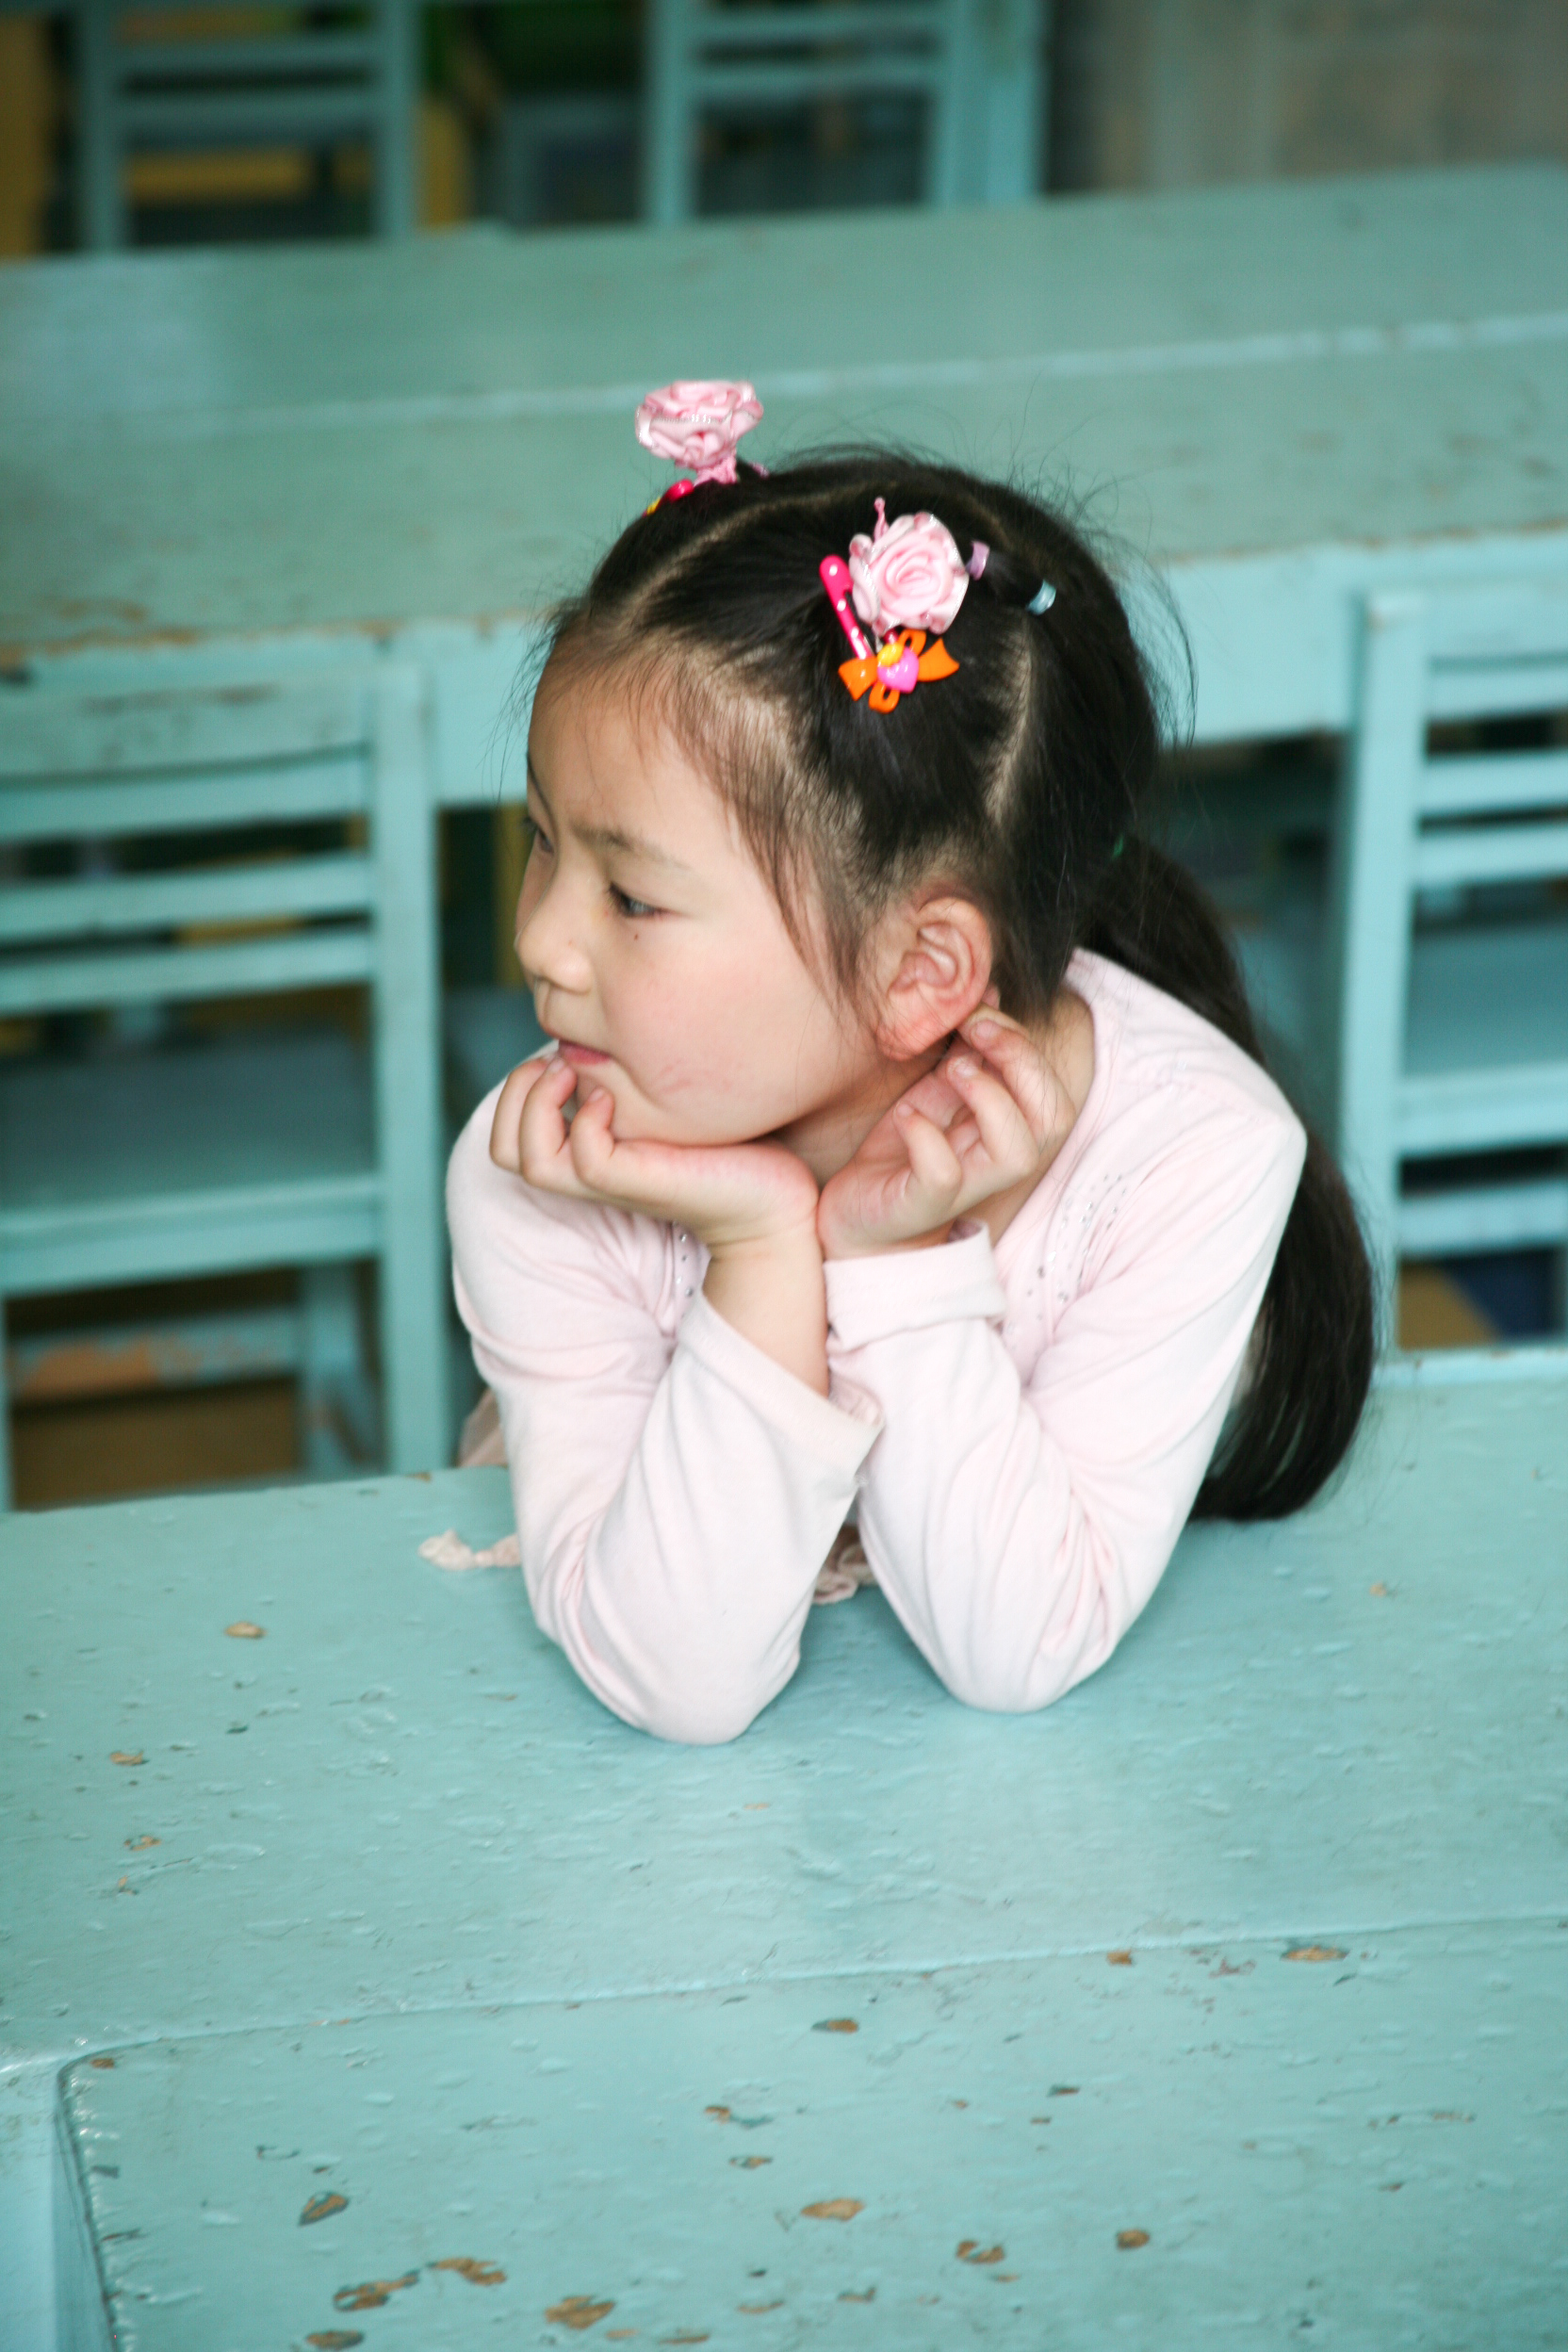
xmin=448 ymin=381 xmax=1374 ymax=1745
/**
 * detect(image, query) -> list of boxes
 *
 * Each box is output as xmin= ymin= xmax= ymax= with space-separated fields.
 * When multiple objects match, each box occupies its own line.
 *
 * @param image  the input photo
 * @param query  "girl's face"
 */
xmin=514 ymin=669 xmax=894 ymax=1177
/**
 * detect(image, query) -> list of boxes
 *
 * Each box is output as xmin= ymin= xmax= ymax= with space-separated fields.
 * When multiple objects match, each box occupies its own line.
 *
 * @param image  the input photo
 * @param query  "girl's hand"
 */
xmin=490 ymin=1053 xmax=821 ymax=1254
xmin=817 ymin=1003 xmax=1078 ymax=1260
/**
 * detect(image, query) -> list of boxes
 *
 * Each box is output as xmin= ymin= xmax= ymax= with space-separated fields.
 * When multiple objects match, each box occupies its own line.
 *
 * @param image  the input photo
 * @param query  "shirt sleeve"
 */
xmin=446 ymin=1095 xmax=881 ymax=1743
xmin=824 ymin=1092 xmax=1306 ymax=1713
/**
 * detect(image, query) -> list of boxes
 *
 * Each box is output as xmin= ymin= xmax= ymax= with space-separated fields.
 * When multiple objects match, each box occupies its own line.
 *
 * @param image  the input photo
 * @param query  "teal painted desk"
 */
xmin=3 ymin=1356 xmax=1564 ymax=2348
xmin=3 ymin=165 xmax=1567 ymax=773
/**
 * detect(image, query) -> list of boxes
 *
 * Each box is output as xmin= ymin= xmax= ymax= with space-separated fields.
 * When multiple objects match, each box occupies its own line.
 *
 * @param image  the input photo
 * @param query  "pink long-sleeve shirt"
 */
xmin=448 ymin=950 xmax=1307 ymax=1743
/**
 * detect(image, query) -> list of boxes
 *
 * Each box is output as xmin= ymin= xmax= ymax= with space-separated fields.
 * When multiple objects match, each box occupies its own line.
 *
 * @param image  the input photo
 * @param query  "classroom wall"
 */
xmin=1049 ymin=0 xmax=1568 ymax=191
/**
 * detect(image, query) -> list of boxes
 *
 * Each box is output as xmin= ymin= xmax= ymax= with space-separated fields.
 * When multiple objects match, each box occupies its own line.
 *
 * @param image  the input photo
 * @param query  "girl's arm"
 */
xmin=449 ymin=1094 xmax=880 ymax=1744
xmin=825 ymin=1095 xmax=1306 ymax=1712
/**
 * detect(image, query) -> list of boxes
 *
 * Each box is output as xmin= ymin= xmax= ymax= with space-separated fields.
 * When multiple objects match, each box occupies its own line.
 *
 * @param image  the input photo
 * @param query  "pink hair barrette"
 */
xmin=636 ymin=379 xmax=765 ymax=510
xmin=820 ymin=499 xmax=970 ymax=711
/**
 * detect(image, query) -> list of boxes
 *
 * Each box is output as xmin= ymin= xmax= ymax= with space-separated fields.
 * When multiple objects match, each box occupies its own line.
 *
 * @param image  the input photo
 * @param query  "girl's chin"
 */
xmin=578 ymin=1075 xmax=779 ymax=1151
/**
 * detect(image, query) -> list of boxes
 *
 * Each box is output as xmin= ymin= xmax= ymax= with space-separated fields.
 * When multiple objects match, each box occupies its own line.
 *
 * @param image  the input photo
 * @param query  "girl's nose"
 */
xmin=514 ymin=881 xmax=593 ymax=996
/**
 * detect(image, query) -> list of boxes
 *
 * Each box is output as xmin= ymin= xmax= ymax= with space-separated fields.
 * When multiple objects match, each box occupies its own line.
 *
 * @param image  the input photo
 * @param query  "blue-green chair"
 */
xmin=642 ymin=0 xmax=1047 ymax=224
xmin=1335 ymin=578 xmax=1568 ymax=1331
xmin=74 ymin=0 xmax=417 ymax=248
xmin=0 ymin=668 xmax=448 ymax=1507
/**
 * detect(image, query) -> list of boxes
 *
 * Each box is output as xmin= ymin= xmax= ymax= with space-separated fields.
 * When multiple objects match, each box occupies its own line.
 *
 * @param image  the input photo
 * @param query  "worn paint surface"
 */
xmin=3 ymin=171 xmax=1567 ymax=753
xmin=1 ymin=1362 xmax=1565 ymax=2348
xmin=59 ymin=1935 xmax=1568 ymax=2347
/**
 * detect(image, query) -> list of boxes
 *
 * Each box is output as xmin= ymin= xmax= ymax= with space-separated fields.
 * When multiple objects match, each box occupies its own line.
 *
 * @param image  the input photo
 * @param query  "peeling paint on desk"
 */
xmin=4 ymin=1380 xmax=1566 ymax=2344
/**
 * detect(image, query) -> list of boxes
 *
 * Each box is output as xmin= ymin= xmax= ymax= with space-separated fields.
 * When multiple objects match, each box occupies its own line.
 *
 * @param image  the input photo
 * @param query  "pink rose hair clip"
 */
xmin=820 ymin=499 xmax=980 ymax=712
xmin=636 ymin=379 xmax=764 ymax=509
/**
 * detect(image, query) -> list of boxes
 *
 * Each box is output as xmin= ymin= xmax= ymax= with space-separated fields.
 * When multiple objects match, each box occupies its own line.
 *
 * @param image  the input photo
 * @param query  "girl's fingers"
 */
xmin=491 ymin=1052 xmax=566 ymax=1172
xmin=895 ymin=1102 xmax=965 ymax=1206
xmin=944 ymin=1052 xmax=1039 ymax=1178
xmin=564 ymin=1083 xmax=622 ymax=1189
xmin=513 ymin=1055 xmax=593 ymax=1194
xmin=954 ymin=1016 xmax=1065 ymax=1150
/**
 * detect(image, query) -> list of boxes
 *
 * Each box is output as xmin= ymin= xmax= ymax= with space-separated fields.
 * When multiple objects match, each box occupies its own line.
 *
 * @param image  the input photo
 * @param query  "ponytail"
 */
xmin=1081 ymin=840 xmax=1376 ymax=1520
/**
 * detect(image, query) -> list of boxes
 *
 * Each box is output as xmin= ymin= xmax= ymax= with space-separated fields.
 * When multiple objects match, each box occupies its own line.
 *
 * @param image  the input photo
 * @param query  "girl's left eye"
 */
xmin=611 ymin=885 xmax=659 ymax=921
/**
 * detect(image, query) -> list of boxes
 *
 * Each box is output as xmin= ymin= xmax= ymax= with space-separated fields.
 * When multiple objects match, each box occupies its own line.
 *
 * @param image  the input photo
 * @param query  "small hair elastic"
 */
xmin=1026 ymin=580 xmax=1057 ymax=614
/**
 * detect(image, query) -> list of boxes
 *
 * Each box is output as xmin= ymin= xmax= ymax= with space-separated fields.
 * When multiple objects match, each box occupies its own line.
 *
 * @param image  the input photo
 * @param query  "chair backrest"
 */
xmin=0 ymin=670 xmax=428 ymax=1030
xmin=75 ymin=0 xmax=416 ymax=247
xmin=0 ymin=665 xmax=447 ymax=1485
xmin=643 ymin=0 xmax=968 ymax=223
xmin=1336 ymin=574 xmax=1568 ymax=1265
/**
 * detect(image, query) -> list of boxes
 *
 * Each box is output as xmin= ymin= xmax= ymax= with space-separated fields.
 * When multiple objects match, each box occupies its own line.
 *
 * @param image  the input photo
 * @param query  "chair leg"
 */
xmin=374 ymin=0 xmax=417 ymax=236
xmin=642 ymin=0 xmax=692 ymax=224
xmin=1335 ymin=594 xmax=1426 ymax=1345
xmin=0 ymin=1299 xmax=13 ymax=1511
xmin=299 ymin=1265 xmax=371 ymax=1477
xmin=372 ymin=671 xmax=451 ymax=1474
xmin=78 ymin=0 xmax=124 ymax=248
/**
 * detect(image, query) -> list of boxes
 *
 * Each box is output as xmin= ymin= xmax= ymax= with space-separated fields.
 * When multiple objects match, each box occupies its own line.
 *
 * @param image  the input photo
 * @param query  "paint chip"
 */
xmin=1050 ymin=2084 xmax=1078 ymax=2097
xmin=124 ymin=1835 xmax=159 ymax=1850
xmin=802 ymin=2198 xmax=863 ymax=2222
xmin=661 ymin=2334 xmax=710 ymax=2344
xmin=1107 ymin=1950 xmax=1133 ymax=1966
xmin=1283 ymin=1945 xmax=1347 ymax=1963
xmin=956 ymin=2241 xmax=1004 ymax=2264
xmin=730 ymin=2156 xmax=772 ymax=2169
xmin=1369 ymin=1582 xmax=1389 ymax=1596
xmin=738 ymin=2306 xmax=783 ymax=2316
xmin=1117 ymin=2230 xmax=1150 ymax=2250
xmin=547 ymin=2297 xmax=616 ymax=2330
xmin=306 ymin=2335 xmax=364 ymax=2349
xmin=90 ymin=2056 xmax=115 ymax=2069
xmin=110 ymin=1752 xmax=144 ymax=1767
xmin=334 ymin=2274 xmax=418 ymax=2312
xmin=433 ymin=2259 xmax=505 ymax=2284
xmin=813 ymin=2018 xmax=858 ymax=2034
xmin=839 ymin=2288 xmax=875 ymax=2301
xmin=225 ymin=1622 xmax=266 ymax=1639
xmin=301 ymin=2193 xmax=348 ymax=2226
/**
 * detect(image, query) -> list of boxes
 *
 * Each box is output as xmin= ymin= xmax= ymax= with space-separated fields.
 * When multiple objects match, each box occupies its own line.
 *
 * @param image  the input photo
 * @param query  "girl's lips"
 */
xmin=558 ymin=1042 xmax=611 ymax=1068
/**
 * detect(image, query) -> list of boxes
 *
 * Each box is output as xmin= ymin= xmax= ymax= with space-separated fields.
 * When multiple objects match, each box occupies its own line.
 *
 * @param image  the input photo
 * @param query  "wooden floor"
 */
xmin=2 ymin=1354 xmax=1564 ymax=2348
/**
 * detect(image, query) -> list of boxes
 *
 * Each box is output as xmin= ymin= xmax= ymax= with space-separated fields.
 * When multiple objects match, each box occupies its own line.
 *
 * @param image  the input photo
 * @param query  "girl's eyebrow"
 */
xmin=526 ymin=757 xmax=696 ymax=876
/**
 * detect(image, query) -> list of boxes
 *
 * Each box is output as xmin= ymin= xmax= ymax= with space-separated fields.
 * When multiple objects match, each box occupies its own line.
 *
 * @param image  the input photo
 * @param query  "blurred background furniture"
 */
xmin=643 ymin=0 xmax=1045 ymax=223
xmin=1334 ymin=579 xmax=1568 ymax=1327
xmin=3 ymin=0 xmax=1048 ymax=250
xmin=74 ymin=0 xmax=419 ymax=248
xmin=5 ymin=0 xmax=1567 ymax=258
xmin=2 ymin=166 xmax=1566 ymax=1496
xmin=0 ymin=668 xmax=449 ymax=1507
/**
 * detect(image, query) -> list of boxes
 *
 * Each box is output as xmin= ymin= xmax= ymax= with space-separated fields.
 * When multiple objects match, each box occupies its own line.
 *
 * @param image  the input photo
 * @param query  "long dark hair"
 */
xmin=544 ymin=453 xmax=1374 ymax=1520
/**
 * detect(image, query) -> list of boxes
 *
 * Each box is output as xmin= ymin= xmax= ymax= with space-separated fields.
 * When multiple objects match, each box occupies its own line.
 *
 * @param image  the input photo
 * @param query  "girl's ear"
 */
xmin=874 ymin=893 xmax=993 ymax=1059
